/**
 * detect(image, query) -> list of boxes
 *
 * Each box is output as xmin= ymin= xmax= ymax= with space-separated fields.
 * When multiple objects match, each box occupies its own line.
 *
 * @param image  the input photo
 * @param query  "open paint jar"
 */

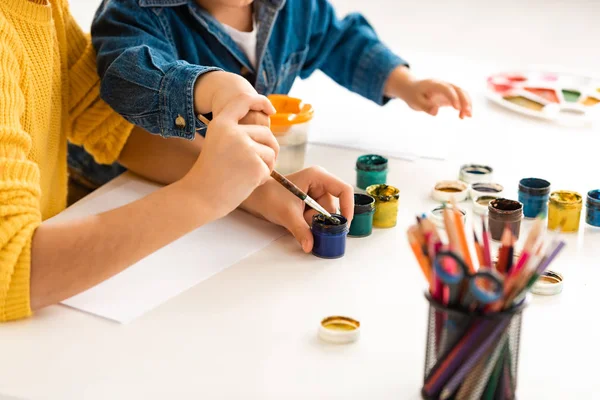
xmin=548 ymin=191 xmax=582 ymax=232
xmin=518 ymin=178 xmax=551 ymax=218
xmin=366 ymin=184 xmax=400 ymax=228
xmin=311 ymin=213 xmax=348 ymax=259
xmin=268 ymin=95 xmax=314 ymax=175
xmin=431 ymin=180 xmax=469 ymax=203
xmin=459 ymin=164 xmax=493 ymax=184
xmin=356 ymin=154 xmax=388 ymax=190
xmin=349 ymin=193 xmax=376 ymax=237
xmin=586 ymin=190 xmax=600 ymax=227
xmin=488 ymin=198 xmax=523 ymax=240
xmin=318 ymin=316 xmax=360 ymax=344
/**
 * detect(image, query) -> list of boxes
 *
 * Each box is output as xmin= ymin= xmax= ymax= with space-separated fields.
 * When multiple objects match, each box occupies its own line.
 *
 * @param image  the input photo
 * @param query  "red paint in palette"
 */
xmin=525 ymin=87 xmax=559 ymax=103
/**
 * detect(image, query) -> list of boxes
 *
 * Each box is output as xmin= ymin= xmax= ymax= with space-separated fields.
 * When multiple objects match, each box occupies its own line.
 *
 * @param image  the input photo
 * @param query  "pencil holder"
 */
xmin=422 ymin=295 xmax=526 ymax=400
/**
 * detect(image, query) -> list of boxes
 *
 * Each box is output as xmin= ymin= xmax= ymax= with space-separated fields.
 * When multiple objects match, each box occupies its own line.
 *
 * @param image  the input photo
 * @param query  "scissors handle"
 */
xmin=434 ymin=251 xmax=504 ymax=308
xmin=434 ymin=251 xmax=467 ymax=306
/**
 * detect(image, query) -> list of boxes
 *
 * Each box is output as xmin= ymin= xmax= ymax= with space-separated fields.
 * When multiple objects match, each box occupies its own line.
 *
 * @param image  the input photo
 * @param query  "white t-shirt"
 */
xmin=222 ymin=18 xmax=258 ymax=69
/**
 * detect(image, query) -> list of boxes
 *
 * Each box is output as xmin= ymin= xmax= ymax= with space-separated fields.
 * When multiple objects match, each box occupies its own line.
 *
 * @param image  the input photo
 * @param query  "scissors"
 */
xmin=434 ymin=250 xmax=504 ymax=309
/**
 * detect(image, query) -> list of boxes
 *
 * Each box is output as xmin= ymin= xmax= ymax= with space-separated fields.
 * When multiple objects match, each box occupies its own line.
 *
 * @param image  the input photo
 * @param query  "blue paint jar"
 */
xmin=586 ymin=190 xmax=600 ymax=227
xmin=349 ymin=193 xmax=375 ymax=237
xmin=356 ymin=155 xmax=388 ymax=190
xmin=311 ymin=214 xmax=349 ymax=259
xmin=518 ymin=178 xmax=551 ymax=218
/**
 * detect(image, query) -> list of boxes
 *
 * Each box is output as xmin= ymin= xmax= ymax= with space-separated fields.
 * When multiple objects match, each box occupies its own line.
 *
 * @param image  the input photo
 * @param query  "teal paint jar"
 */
xmin=349 ymin=193 xmax=376 ymax=237
xmin=356 ymin=155 xmax=388 ymax=190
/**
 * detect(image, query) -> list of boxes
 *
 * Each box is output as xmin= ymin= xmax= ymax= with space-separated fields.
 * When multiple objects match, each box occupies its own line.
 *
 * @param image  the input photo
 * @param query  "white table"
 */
xmin=0 ymin=140 xmax=599 ymax=399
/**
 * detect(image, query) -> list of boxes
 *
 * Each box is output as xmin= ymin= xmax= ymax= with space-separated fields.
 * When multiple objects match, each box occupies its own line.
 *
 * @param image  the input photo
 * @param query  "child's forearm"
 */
xmin=383 ymin=65 xmax=416 ymax=101
xmin=119 ymin=126 xmax=203 ymax=185
xmin=30 ymin=178 xmax=215 ymax=310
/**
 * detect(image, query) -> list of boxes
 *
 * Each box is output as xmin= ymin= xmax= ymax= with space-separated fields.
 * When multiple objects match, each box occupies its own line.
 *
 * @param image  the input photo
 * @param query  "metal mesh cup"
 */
xmin=422 ymin=294 xmax=526 ymax=400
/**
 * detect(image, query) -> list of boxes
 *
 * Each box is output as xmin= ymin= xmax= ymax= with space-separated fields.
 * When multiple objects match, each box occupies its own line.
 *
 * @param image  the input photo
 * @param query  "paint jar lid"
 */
xmin=431 ymin=180 xmax=469 ymax=203
xmin=519 ymin=178 xmax=551 ymax=196
xmin=356 ymin=154 xmax=388 ymax=172
xmin=318 ymin=316 xmax=360 ymax=344
xmin=587 ymin=190 xmax=600 ymax=208
xmin=488 ymin=198 xmax=523 ymax=221
xmin=429 ymin=205 xmax=466 ymax=229
xmin=311 ymin=214 xmax=348 ymax=235
xmin=459 ymin=164 xmax=494 ymax=184
xmin=472 ymin=195 xmax=500 ymax=215
xmin=531 ymin=271 xmax=563 ymax=296
xmin=470 ymin=182 xmax=504 ymax=200
xmin=366 ymin=184 xmax=400 ymax=202
xmin=549 ymin=191 xmax=583 ymax=210
xmin=353 ymin=193 xmax=376 ymax=214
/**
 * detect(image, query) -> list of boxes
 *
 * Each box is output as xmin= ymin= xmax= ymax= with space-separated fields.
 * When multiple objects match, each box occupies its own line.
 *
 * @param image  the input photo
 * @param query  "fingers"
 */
xmin=286 ymin=214 xmax=314 ymax=253
xmin=216 ymin=93 xmax=275 ymax=122
xmin=303 ymin=166 xmax=355 ymax=222
xmin=414 ymin=96 xmax=439 ymax=116
xmin=433 ymin=82 xmax=460 ymax=110
xmin=245 ymin=125 xmax=280 ymax=160
xmin=250 ymin=141 xmax=276 ymax=172
xmin=452 ymin=84 xmax=472 ymax=119
xmin=240 ymin=110 xmax=271 ymax=127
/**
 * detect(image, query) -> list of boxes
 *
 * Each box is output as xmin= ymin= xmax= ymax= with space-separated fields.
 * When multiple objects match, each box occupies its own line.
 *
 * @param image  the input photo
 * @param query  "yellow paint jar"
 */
xmin=548 ymin=190 xmax=583 ymax=232
xmin=366 ymin=184 xmax=400 ymax=228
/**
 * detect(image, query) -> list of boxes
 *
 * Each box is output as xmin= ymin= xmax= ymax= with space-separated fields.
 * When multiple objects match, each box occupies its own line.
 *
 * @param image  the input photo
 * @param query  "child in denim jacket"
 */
xmin=92 ymin=0 xmax=472 ymax=141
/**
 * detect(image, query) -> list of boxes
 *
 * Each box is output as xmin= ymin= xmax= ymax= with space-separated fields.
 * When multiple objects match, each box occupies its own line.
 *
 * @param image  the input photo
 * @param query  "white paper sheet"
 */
xmin=46 ymin=178 xmax=286 ymax=324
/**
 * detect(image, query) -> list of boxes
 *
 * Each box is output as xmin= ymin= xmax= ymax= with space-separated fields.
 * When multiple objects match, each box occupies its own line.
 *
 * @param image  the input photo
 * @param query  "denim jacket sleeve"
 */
xmin=92 ymin=0 xmax=219 ymax=139
xmin=299 ymin=0 xmax=408 ymax=106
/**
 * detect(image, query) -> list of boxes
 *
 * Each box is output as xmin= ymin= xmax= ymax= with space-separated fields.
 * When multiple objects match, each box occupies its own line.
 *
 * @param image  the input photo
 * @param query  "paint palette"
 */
xmin=486 ymin=71 xmax=600 ymax=123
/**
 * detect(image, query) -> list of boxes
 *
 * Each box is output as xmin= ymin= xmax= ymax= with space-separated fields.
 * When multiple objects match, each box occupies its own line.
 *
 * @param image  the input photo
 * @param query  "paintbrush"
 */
xmin=197 ymin=114 xmax=333 ymax=219
xmin=270 ymin=170 xmax=333 ymax=218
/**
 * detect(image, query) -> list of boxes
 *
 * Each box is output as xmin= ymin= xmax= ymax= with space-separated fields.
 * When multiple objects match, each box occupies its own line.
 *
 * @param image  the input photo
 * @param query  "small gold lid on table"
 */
xmin=318 ymin=316 xmax=360 ymax=344
xmin=532 ymin=270 xmax=564 ymax=296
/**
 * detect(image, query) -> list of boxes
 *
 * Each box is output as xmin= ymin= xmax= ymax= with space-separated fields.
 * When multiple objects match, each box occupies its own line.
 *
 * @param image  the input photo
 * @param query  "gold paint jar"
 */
xmin=548 ymin=190 xmax=583 ymax=232
xmin=366 ymin=184 xmax=400 ymax=228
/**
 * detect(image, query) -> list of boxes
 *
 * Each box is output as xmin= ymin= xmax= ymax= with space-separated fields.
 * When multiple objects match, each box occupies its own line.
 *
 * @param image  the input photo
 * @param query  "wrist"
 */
xmin=193 ymin=70 xmax=229 ymax=115
xmin=384 ymin=65 xmax=416 ymax=101
xmin=171 ymin=176 xmax=225 ymax=224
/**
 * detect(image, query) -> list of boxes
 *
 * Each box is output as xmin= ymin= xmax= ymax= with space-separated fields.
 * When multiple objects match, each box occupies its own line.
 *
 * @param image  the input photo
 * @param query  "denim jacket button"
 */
xmin=175 ymin=115 xmax=186 ymax=129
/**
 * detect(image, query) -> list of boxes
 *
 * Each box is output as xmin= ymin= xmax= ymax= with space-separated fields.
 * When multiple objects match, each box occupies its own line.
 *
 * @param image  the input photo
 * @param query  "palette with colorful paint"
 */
xmin=486 ymin=71 xmax=600 ymax=122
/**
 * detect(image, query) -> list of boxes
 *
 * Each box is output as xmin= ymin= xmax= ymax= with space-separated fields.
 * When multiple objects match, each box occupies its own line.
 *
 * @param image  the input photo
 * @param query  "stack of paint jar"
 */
xmin=310 ymin=154 xmax=401 ymax=259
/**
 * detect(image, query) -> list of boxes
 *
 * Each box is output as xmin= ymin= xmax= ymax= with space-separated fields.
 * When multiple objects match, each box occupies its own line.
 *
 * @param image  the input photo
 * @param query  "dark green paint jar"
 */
xmin=356 ymin=154 xmax=388 ymax=190
xmin=349 ymin=193 xmax=376 ymax=237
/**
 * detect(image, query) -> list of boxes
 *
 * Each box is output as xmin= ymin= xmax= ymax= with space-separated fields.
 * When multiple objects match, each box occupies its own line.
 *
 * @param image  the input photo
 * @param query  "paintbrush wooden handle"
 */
xmin=270 ymin=170 xmax=307 ymax=200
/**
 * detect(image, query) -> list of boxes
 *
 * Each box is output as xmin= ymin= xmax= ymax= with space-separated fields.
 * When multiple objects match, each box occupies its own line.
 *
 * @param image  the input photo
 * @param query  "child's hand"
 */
xmin=194 ymin=71 xmax=270 ymax=127
xmin=403 ymin=79 xmax=472 ymax=118
xmin=183 ymin=93 xmax=278 ymax=218
xmin=385 ymin=66 xmax=472 ymax=119
xmin=240 ymin=167 xmax=355 ymax=253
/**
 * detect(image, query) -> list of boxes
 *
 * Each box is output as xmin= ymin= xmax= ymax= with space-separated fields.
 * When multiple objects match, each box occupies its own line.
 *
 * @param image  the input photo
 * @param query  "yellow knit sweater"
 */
xmin=0 ymin=0 xmax=133 ymax=321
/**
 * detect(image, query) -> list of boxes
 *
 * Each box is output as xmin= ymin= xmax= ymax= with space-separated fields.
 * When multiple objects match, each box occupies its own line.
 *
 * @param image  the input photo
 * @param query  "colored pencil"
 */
xmin=408 ymin=229 xmax=433 ymax=288
xmin=456 ymin=333 xmax=508 ymax=400
xmin=473 ymin=232 xmax=485 ymax=269
xmin=495 ymin=226 xmax=512 ymax=274
xmin=450 ymin=200 xmax=475 ymax=273
xmin=481 ymin=216 xmax=492 ymax=268
xmin=443 ymin=205 xmax=460 ymax=251
xmin=423 ymin=320 xmax=494 ymax=397
xmin=439 ymin=318 xmax=510 ymax=400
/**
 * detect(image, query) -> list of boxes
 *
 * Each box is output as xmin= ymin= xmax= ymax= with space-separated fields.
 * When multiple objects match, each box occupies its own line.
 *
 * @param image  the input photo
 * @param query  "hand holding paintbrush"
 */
xmin=197 ymin=113 xmax=334 ymax=220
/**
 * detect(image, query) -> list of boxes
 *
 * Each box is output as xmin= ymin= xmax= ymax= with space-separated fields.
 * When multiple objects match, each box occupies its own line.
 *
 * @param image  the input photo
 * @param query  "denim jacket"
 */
xmin=92 ymin=0 xmax=407 ymax=139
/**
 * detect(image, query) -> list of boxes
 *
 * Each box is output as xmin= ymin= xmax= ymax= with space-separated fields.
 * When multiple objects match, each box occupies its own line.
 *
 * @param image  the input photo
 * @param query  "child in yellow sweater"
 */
xmin=0 ymin=0 xmax=353 ymax=321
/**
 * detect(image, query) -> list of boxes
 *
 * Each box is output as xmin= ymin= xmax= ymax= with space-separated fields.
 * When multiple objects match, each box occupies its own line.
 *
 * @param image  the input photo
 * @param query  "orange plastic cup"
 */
xmin=268 ymin=95 xmax=314 ymax=174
